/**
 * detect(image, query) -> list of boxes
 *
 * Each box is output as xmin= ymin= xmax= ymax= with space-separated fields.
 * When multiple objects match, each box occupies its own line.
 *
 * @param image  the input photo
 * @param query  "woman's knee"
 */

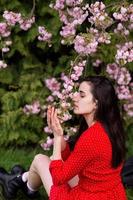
xmin=33 ymin=154 xmax=50 ymax=166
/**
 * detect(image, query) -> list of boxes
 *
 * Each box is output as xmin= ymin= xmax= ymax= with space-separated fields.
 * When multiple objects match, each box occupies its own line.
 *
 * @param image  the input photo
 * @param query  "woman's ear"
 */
xmin=94 ymin=99 xmax=98 ymax=109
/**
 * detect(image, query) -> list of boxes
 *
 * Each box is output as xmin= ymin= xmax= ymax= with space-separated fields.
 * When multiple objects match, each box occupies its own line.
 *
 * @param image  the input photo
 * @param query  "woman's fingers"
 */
xmin=50 ymin=106 xmax=63 ymax=136
xmin=47 ymin=106 xmax=52 ymax=129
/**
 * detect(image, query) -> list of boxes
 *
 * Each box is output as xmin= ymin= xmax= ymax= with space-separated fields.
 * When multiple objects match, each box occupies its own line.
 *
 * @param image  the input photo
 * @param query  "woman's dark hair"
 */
xmin=69 ymin=76 xmax=126 ymax=168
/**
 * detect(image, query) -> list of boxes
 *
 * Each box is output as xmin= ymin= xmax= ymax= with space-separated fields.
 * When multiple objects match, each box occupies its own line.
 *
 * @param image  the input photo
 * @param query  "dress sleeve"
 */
xmin=61 ymin=143 xmax=71 ymax=161
xmin=49 ymin=128 xmax=99 ymax=186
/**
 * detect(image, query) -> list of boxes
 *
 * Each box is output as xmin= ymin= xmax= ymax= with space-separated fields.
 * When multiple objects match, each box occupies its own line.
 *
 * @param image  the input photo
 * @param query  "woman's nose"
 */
xmin=72 ymin=92 xmax=79 ymax=101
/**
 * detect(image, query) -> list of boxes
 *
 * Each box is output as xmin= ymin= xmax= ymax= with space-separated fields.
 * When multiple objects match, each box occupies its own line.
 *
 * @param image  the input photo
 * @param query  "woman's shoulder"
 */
xmin=77 ymin=122 xmax=111 ymax=151
xmin=81 ymin=121 xmax=108 ymax=141
xmin=84 ymin=121 xmax=103 ymax=134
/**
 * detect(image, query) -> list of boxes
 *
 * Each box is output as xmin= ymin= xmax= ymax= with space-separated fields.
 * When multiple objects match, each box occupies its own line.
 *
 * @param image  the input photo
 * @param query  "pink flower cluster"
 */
xmin=42 ymin=125 xmax=78 ymax=150
xmin=41 ymin=136 xmax=54 ymax=150
xmin=74 ymin=34 xmax=98 ymax=55
xmin=45 ymin=78 xmax=61 ymax=94
xmin=23 ymin=101 xmax=41 ymax=115
xmin=70 ymin=60 xmax=86 ymax=80
xmin=114 ymin=23 xmax=129 ymax=36
xmin=113 ymin=5 xmax=133 ymax=22
xmin=113 ymin=4 xmax=133 ymax=32
xmin=106 ymin=63 xmax=131 ymax=86
xmin=3 ymin=11 xmax=35 ymax=30
xmin=0 ymin=22 xmax=11 ymax=37
xmin=53 ymin=0 xmax=83 ymax=11
xmin=60 ymin=23 xmax=76 ymax=39
xmin=88 ymin=1 xmax=105 ymax=13
xmin=88 ymin=2 xmax=113 ymax=29
xmin=2 ymin=40 xmax=12 ymax=53
xmin=90 ymin=28 xmax=111 ymax=44
xmin=116 ymin=85 xmax=131 ymax=100
xmin=124 ymin=99 xmax=133 ymax=117
xmin=53 ymin=0 xmax=88 ymax=41
xmin=44 ymin=59 xmax=86 ymax=124
xmin=106 ymin=63 xmax=132 ymax=116
xmin=115 ymin=41 xmax=133 ymax=65
xmin=0 ymin=60 xmax=7 ymax=69
xmin=65 ymin=126 xmax=78 ymax=136
xmin=92 ymin=59 xmax=102 ymax=67
xmin=38 ymin=26 xmax=52 ymax=43
xmin=74 ymin=27 xmax=111 ymax=55
xmin=19 ymin=16 xmax=35 ymax=31
xmin=66 ymin=0 xmax=83 ymax=7
xmin=44 ymin=126 xmax=53 ymax=134
xmin=0 ymin=11 xmax=36 ymax=68
xmin=62 ymin=59 xmax=86 ymax=95
xmin=3 ymin=11 xmax=21 ymax=26
xmin=53 ymin=0 xmax=65 ymax=10
xmin=123 ymin=82 xmax=133 ymax=117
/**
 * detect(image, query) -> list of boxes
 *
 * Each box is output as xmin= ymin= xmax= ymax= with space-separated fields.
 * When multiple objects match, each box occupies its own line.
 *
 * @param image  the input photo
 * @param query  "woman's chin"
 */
xmin=73 ymin=109 xmax=80 ymax=115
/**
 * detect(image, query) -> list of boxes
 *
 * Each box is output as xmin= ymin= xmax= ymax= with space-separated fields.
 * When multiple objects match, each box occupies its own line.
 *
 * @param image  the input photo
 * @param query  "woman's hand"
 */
xmin=47 ymin=106 xmax=63 ymax=138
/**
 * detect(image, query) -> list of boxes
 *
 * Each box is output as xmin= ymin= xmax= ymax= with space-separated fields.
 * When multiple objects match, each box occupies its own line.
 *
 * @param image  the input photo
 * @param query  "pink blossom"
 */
xmin=45 ymin=78 xmax=61 ymax=92
xmin=89 ymin=2 xmax=106 ymax=14
xmin=46 ymin=95 xmax=54 ymax=102
xmin=93 ymin=59 xmax=102 ymax=67
xmin=0 ymin=22 xmax=11 ymax=37
xmin=0 ymin=60 xmax=7 ymax=69
xmin=88 ymin=12 xmax=113 ymax=29
xmin=38 ymin=26 xmax=52 ymax=42
xmin=114 ymin=23 xmax=129 ymax=36
xmin=66 ymin=0 xmax=83 ymax=7
xmin=116 ymin=67 xmax=131 ymax=85
xmin=54 ymin=0 xmax=65 ymax=10
xmin=67 ymin=7 xmax=88 ymax=26
xmin=19 ymin=16 xmax=35 ymax=31
xmin=3 ymin=11 xmax=21 ymax=26
xmin=61 ymin=111 xmax=72 ymax=121
xmin=115 ymin=41 xmax=133 ymax=65
xmin=2 ymin=47 xmax=10 ymax=53
xmin=59 ymin=11 xmax=69 ymax=24
xmin=124 ymin=99 xmax=133 ymax=117
xmin=71 ymin=60 xmax=86 ymax=80
xmin=106 ymin=63 xmax=120 ymax=79
xmin=116 ymin=85 xmax=131 ymax=100
xmin=113 ymin=7 xmax=129 ymax=22
xmin=41 ymin=136 xmax=54 ymax=150
xmin=60 ymin=24 xmax=76 ymax=38
xmin=74 ymin=35 xmax=98 ymax=55
xmin=23 ymin=101 xmax=41 ymax=115
xmin=44 ymin=126 xmax=53 ymax=133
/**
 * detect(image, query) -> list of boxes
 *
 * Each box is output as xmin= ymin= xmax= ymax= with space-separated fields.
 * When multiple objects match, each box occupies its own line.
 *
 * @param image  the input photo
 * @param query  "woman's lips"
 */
xmin=74 ymin=104 xmax=78 ymax=108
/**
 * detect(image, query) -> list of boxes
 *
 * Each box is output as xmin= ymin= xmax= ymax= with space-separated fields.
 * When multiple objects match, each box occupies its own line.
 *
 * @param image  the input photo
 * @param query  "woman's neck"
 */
xmin=84 ymin=113 xmax=96 ymax=127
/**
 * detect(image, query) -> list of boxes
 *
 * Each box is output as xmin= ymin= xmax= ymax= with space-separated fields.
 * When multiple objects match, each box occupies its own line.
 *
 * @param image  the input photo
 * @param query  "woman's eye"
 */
xmin=80 ymin=95 xmax=85 ymax=98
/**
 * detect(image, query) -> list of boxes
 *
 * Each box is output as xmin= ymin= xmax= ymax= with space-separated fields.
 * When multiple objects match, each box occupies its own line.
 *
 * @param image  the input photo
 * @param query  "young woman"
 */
xmin=0 ymin=76 xmax=127 ymax=199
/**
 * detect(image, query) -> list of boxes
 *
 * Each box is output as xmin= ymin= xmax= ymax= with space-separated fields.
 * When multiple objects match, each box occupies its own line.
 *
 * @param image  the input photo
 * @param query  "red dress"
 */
xmin=49 ymin=122 xmax=127 ymax=200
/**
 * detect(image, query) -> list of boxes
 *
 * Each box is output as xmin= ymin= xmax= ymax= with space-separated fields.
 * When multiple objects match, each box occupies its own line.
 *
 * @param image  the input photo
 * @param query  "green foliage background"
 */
xmin=0 ymin=0 xmax=132 ymax=148
xmin=0 ymin=0 xmax=132 ymax=199
xmin=0 ymin=0 xmax=62 ymax=146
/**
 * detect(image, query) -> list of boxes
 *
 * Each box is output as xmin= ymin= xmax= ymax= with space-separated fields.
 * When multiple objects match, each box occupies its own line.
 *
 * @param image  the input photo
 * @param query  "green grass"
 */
xmin=0 ymin=146 xmax=50 ymax=200
xmin=0 ymin=146 xmax=133 ymax=199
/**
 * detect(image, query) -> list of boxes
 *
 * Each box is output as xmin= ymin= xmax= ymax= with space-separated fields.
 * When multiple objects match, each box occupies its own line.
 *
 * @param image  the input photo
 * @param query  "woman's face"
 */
xmin=73 ymin=81 xmax=97 ymax=116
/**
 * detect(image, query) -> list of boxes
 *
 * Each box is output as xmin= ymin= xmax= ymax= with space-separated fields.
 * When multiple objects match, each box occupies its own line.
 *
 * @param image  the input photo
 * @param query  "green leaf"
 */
xmin=0 ymin=68 xmax=13 ymax=84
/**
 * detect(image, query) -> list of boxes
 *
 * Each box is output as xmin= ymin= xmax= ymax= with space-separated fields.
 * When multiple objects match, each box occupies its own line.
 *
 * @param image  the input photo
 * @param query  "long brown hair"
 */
xmin=69 ymin=76 xmax=126 ymax=168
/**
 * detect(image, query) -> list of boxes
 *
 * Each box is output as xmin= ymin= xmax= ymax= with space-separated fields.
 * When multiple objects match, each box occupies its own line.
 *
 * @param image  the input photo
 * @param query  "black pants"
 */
xmin=121 ymin=156 xmax=133 ymax=188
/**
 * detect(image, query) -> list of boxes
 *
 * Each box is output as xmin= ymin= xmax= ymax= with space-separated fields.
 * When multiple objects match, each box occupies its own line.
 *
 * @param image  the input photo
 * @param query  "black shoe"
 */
xmin=14 ymin=174 xmax=39 ymax=199
xmin=10 ymin=165 xmax=39 ymax=199
xmin=10 ymin=165 xmax=25 ymax=175
xmin=0 ymin=167 xmax=19 ymax=199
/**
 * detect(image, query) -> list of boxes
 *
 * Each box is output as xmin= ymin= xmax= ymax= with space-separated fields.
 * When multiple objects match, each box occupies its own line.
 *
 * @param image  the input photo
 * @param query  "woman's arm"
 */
xmin=47 ymin=106 xmax=67 ymax=160
xmin=49 ymin=129 xmax=98 ymax=186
